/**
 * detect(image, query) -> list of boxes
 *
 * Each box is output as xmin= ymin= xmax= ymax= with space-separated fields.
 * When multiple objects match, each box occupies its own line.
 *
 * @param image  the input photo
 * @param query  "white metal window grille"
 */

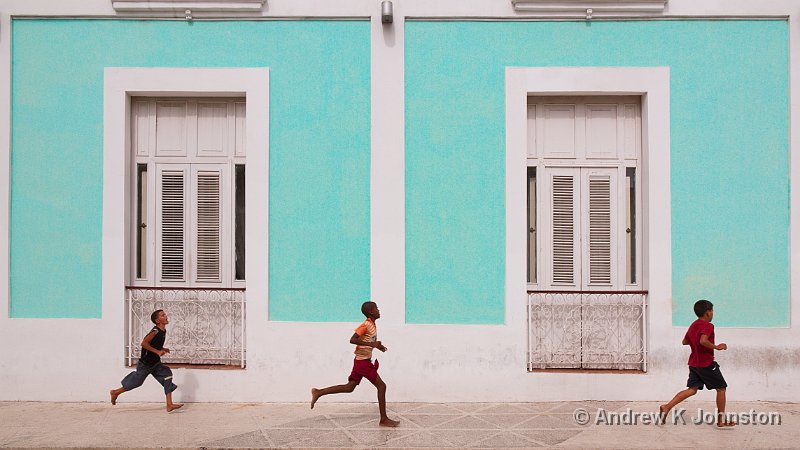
xmin=129 ymin=98 xmax=246 ymax=366
xmin=528 ymin=292 xmax=647 ymax=370
xmin=126 ymin=288 xmax=245 ymax=367
xmin=527 ymin=96 xmax=645 ymax=371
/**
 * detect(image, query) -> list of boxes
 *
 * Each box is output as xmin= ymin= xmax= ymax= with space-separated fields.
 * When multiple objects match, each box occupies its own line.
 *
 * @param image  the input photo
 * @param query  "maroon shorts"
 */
xmin=348 ymin=358 xmax=379 ymax=385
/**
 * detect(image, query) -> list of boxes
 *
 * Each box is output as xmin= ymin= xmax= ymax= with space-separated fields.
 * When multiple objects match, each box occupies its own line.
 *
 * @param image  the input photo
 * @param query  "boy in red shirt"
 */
xmin=660 ymin=299 xmax=735 ymax=427
xmin=310 ymin=301 xmax=399 ymax=427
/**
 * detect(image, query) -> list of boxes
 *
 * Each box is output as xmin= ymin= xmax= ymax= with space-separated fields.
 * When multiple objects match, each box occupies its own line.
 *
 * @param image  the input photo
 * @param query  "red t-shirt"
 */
xmin=685 ymin=319 xmax=715 ymax=367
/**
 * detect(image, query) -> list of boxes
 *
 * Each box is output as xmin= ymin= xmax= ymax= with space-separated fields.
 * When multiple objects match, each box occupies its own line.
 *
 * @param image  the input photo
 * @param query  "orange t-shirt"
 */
xmin=353 ymin=318 xmax=377 ymax=360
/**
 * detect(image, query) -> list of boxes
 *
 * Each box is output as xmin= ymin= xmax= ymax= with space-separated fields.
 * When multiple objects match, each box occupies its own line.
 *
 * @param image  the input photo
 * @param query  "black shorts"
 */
xmin=687 ymin=361 xmax=727 ymax=390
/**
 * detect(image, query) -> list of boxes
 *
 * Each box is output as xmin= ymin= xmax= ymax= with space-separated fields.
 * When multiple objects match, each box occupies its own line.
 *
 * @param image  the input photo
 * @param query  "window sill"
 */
xmin=127 ymin=362 xmax=245 ymax=370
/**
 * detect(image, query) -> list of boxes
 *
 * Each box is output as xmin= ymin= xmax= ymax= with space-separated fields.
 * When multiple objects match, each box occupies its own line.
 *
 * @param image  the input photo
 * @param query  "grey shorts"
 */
xmin=121 ymin=361 xmax=177 ymax=395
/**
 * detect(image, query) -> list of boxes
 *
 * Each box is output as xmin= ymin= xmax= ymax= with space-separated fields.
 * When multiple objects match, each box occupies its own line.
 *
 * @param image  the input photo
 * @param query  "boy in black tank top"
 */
xmin=109 ymin=309 xmax=183 ymax=412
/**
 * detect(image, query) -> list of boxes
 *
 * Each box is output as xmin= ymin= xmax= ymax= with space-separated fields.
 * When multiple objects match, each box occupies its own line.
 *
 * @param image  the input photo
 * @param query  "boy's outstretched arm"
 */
xmin=350 ymin=333 xmax=387 ymax=352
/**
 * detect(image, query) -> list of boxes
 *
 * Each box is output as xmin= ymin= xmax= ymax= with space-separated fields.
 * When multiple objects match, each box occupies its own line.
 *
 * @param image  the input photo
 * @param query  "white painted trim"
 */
xmin=790 ymin=0 xmax=800 ymax=331
xmin=370 ymin=8 xmax=406 ymax=324
xmin=0 ymin=0 xmax=799 ymax=19
xmin=112 ymin=0 xmax=265 ymax=12
xmin=504 ymin=66 xmax=671 ymax=346
xmin=0 ymin=10 xmax=11 ymax=318
xmin=103 ymin=68 xmax=269 ymax=364
xmin=511 ymin=0 xmax=667 ymax=18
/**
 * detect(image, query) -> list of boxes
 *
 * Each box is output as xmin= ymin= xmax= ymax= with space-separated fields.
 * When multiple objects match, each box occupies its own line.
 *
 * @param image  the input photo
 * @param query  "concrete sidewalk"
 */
xmin=1 ymin=400 xmax=798 ymax=449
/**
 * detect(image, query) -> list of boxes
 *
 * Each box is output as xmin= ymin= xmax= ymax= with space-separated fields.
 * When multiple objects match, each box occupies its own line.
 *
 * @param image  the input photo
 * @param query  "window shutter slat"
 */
xmin=551 ymin=175 xmax=575 ymax=284
xmin=196 ymin=171 xmax=221 ymax=281
xmin=160 ymin=171 xmax=185 ymax=280
xmin=588 ymin=175 xmax=612 ymax=284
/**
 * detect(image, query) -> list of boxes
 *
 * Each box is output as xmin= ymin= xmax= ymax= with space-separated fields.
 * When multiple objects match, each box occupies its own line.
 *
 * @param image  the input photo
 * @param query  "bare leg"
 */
xmin=110 ymin=387 xmax=125 ymax=405
xmin=166 ymin=392 xmax=183 ymax=412
xmin=716 ymin=388 xmax=734 ymax=427
xmin=660 ymin=387 xmax=698 ymax=421
xmin=369 ymin=375 xmax=399 ymax=427
xmin=311 ymin=380 xmax=358 ymax=409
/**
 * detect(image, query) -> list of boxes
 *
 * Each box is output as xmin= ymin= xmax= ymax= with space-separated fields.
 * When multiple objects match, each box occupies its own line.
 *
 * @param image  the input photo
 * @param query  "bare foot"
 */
xmin=658 ymin=404 xmax=669 ymax=424
xmin=717 ymin=421 xmax=736 ymax=428
xmin=379 ymin=418 xmax=400 ymax=427
xmin=110 ymin=390 xmax=119 ymax=405
xmin=310 ymin=388 xmax=320 ymax=409
xmin=167 ymin=403 xmax=183 ymax=412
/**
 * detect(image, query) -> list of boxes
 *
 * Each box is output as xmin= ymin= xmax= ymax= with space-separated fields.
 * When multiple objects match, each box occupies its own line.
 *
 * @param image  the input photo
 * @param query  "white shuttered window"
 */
xmin=131 ymin=98 xmax=245 ymax=288
xmin=528 ymin=96 xmax=640 ymax=291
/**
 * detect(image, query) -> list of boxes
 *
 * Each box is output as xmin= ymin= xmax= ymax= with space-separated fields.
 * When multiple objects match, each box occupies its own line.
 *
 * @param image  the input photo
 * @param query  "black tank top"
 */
xmin=140 ymin=326 xmax=166 ymax=365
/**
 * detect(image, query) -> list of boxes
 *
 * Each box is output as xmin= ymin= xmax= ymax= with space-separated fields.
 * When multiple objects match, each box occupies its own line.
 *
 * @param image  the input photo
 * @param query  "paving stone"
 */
xmin=402 ymin=413 xmax=461 ymax=428
xmin=406 ymin=404 xmax=463 ymax=414
xmin=478 ymin=413 xmax=536 ymax=428
xmin=377 ymin=431 xmax=455 ymax=448
xmin=348 ymin=429 xmax=419 ymax=446
xmin=293 ymin=430 xmax=356 ymax=448
xmin=471 ymin=430 xmax=542 ymax=448
xmin=201 ymin=430 xmax=271 ymax=448
xmin=268 ymin=415 xmax=338 ymax=429
xmin=434 ymin=415 xmax=500 ymax=430
xmin=328 ymin=414 xmax=377 ymax=428
xmin=478 ymin=404 xmax=532 ymax=415
xmin=514 ymin=414 xmax=580 ymax=429
xmin=434 ymin=429 xmax=503 ymax=447
xmin=517 ymin=429 xmax=584 ymax=446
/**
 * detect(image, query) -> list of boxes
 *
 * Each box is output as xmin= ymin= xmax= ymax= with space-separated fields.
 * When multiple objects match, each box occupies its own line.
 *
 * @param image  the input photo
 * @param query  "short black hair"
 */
xmin=693 ymin=299 xmax=713 ymax=318
xmin=361 ymin=301 xmax=376 ymax=317
xmin=151 ymin=309 xmax=164 ymax=324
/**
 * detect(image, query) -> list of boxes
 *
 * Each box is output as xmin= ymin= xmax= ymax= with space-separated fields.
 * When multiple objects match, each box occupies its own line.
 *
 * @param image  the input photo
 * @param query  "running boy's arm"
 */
xmin=349 ymin=333 xmax=387 ymax=352
xmin=140 ymin=330 xmax=168 ymax=356
xmin=699 ymin=334 xmax=727 ymax=351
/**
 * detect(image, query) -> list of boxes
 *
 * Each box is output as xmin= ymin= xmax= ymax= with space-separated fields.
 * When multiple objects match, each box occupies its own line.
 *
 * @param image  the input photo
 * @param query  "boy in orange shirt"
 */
xmin=311 ymin=301 xmax=399 ymax=427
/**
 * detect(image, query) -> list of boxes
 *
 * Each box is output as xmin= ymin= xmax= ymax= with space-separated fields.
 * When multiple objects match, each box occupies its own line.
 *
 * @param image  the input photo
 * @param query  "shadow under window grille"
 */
xmin=126 ymin=288 xmax=246 ymax=367
xmin=528 ymin=292 xmax=647 ymax=371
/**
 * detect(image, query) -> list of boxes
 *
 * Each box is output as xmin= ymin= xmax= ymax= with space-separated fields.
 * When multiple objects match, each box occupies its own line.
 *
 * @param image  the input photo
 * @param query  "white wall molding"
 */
xmin=511 ymin=0 xmax=667 ymax=18
xmin=370 ymin=6 xmax=406 ymax=324
xmin=111 ymin=0 xmax=265 ymax=19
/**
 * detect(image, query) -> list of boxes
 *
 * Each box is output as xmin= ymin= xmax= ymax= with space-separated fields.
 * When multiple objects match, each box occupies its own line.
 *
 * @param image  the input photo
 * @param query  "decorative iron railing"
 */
xmin=528 ymin=291 xmax=647 ymax=371
xmin=126 ymin=287 xmax=246 ymax=367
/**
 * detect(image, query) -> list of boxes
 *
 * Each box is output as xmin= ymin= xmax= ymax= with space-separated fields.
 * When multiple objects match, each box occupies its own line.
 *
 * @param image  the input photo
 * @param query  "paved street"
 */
xmin=1 ymin=400 xmax=798 ymax=449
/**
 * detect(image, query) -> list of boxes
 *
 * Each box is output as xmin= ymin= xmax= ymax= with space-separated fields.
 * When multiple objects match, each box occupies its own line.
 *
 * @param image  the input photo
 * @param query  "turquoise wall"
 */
xmin=10 ymin=19 xmax=370 ymax=320
xmin=405 ymin=20 xmax=789 ymax=326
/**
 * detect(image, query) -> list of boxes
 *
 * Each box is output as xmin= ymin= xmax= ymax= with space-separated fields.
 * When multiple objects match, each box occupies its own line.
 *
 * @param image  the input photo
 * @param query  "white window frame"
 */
xmin=103 ymin=67 xmax=269 ymax=327
xmin=505 ymin=66 xmax=670 ymax=325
